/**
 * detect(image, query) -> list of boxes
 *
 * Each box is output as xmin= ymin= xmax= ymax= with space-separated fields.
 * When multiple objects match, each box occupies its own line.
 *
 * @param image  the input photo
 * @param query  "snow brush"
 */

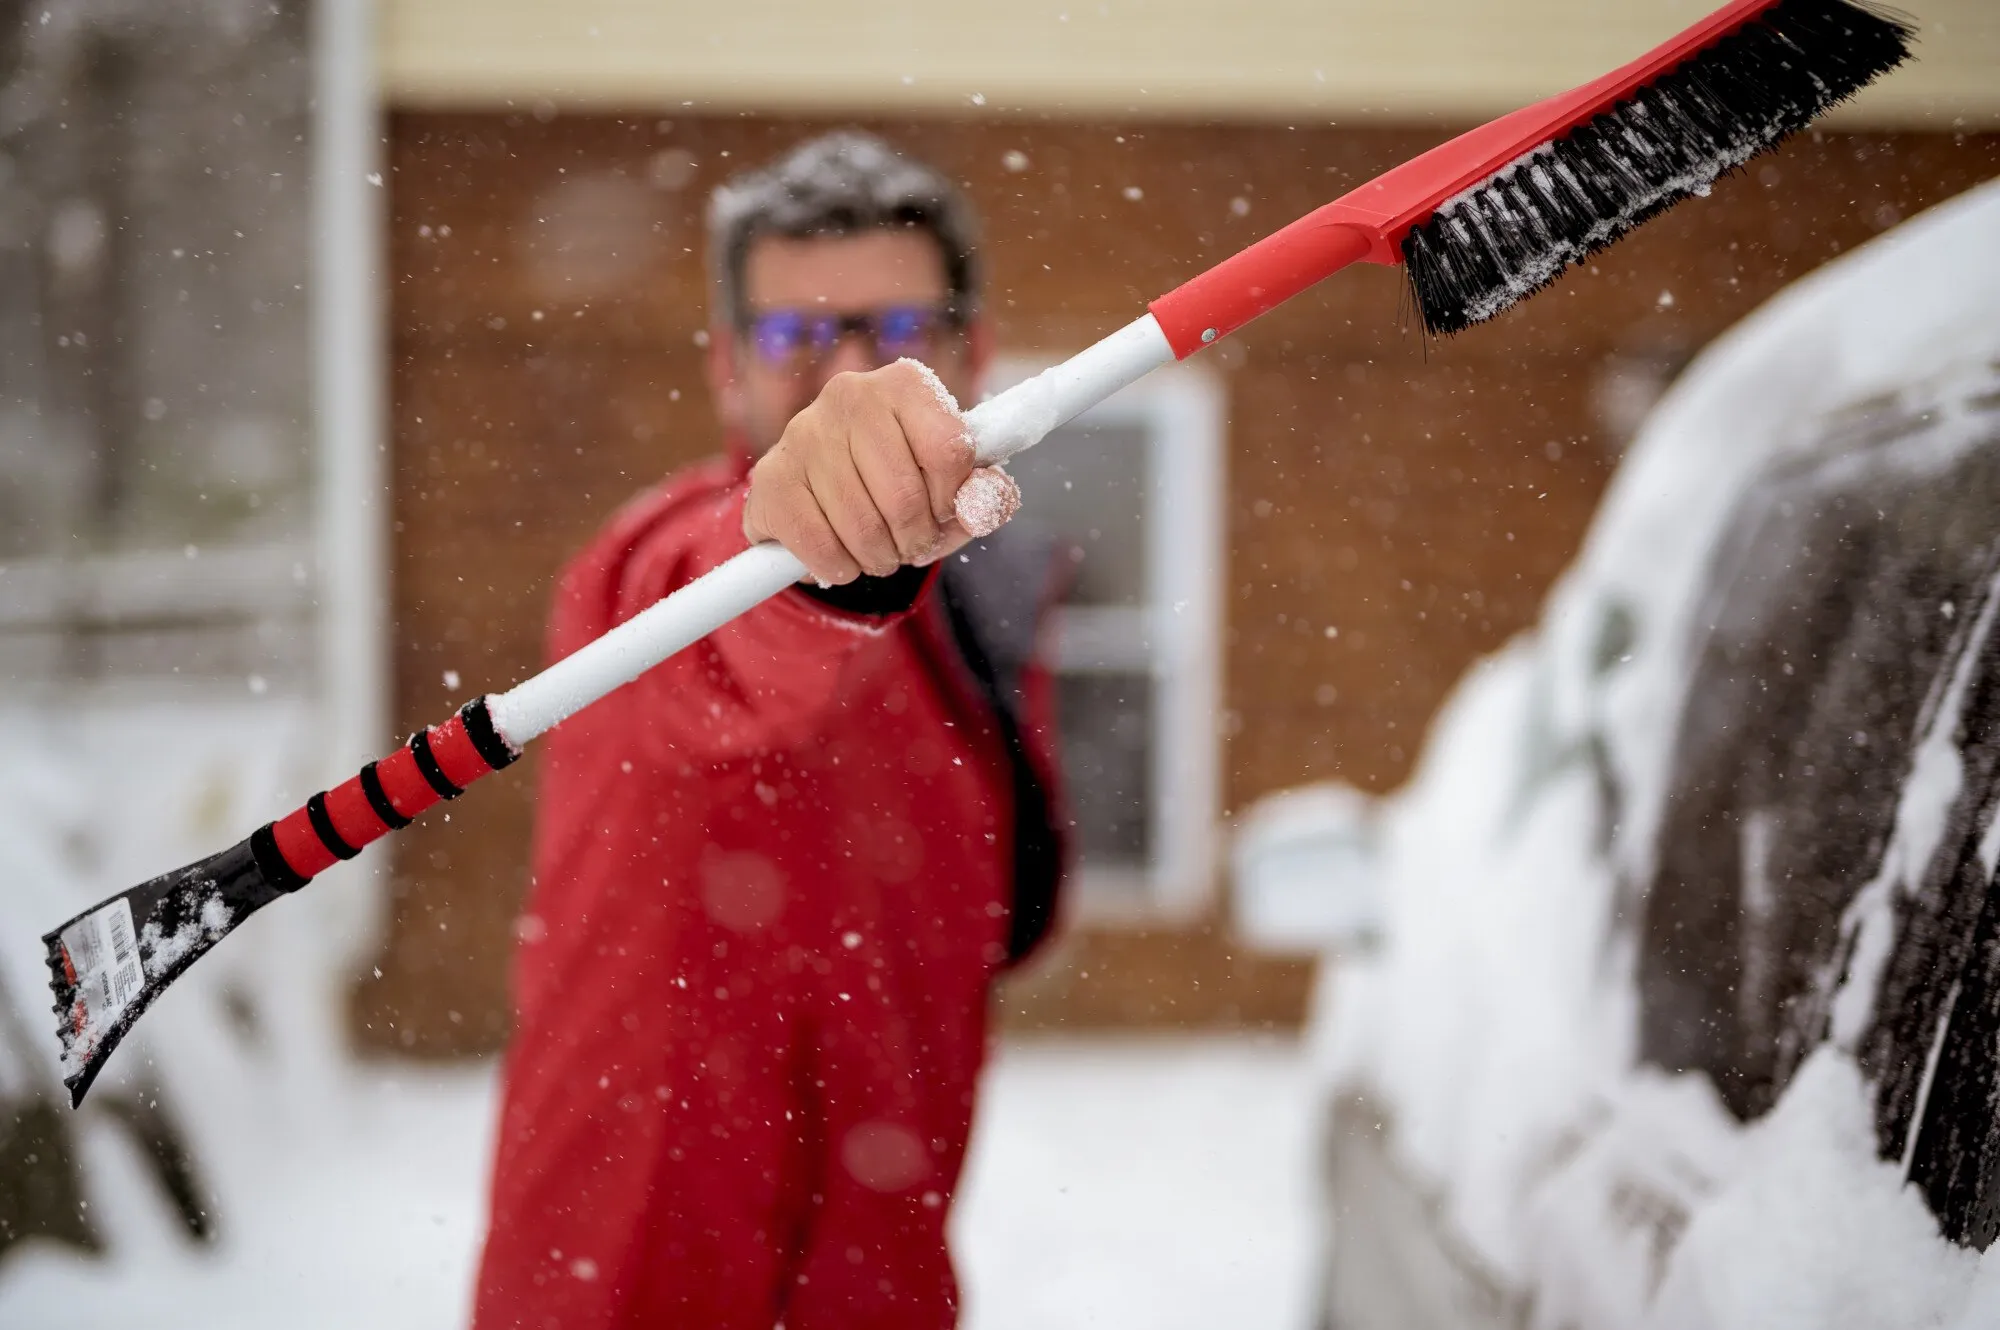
xmin=43 ymin=0 xmax=1912 ymax=1106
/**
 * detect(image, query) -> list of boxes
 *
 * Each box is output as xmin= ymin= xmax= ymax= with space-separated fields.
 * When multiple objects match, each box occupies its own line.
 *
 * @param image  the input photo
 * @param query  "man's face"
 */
xmin=707 ymin=229 xmax=989 ymax=457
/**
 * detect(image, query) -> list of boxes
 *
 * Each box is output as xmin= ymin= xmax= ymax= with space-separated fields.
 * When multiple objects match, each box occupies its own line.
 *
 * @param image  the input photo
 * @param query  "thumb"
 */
xmin=915 ymin=468 xmax=1026 ymax=567
xmin=950 ymin=467 xmax=1021 ymax=540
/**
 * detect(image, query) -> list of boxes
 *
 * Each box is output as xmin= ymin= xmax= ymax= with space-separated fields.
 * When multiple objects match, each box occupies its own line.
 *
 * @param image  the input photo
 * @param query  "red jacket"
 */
xmin=473 ymin=454 xmax=1064 ymax=1330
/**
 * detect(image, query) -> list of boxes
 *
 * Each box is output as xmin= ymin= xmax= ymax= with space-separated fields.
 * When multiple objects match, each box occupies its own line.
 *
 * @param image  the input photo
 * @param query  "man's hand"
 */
xmin=742 ymin=360 xmax=1018 ymax=586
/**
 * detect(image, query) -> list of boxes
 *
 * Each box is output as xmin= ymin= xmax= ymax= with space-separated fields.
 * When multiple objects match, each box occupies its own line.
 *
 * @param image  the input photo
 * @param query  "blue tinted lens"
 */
xmin=751 ymin=310 xmax=807 ymax=362
xmin=875 ymin=307 xmax=936 ymax=351
xmin=749 ymin=307 xmax=947 ymax=365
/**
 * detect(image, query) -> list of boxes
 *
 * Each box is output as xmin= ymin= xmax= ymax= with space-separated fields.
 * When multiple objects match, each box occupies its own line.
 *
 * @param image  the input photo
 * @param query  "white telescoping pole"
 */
xmin=485 ymin=314 xmax=1175 ymax=749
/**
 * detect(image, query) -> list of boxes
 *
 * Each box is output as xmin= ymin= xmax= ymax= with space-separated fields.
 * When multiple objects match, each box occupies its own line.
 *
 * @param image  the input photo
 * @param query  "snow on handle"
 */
xmin=485 ymin=316 xmax=1175 ymax=749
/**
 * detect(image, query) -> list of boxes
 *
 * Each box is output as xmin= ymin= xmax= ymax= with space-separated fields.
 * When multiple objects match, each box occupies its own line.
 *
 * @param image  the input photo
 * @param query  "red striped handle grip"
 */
xmin=252 ymin=697 xmax=520 ymax=890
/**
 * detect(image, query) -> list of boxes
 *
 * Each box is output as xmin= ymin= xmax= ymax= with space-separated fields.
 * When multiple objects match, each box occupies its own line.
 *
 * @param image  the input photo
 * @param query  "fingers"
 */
xmin=887 ymin=358 xmax=979 ymax=526
xmin=915 ymin=518 xmax=976 ymax=568
xmin=848 ymin=360 xmax=976 ymax=563
xmin=806 ymin=437 xmax=903 ymax=577
xmin=743 ymin=360 xmax=980 ymax=583
xmin=743 ymin=448 xmax=862 ymax=586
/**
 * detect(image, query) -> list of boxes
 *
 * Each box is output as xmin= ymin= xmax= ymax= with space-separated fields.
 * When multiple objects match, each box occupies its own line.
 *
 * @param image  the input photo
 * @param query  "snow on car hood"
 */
xmin=1318 ymin=176 xmax=2000 ymax=1330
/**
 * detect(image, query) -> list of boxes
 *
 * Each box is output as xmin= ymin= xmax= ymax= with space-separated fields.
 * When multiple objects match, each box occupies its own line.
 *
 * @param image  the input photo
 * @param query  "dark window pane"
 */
xmin=1056 ymin=671 xmax=1153 ymax=868
xmin=1006 ymin=422 xmax=1151 ymax=607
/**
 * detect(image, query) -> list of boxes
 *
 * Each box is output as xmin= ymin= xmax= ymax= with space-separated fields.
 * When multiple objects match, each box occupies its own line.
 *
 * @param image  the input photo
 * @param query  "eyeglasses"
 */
xmin=740 ymin=305 xmax=959 ymax=370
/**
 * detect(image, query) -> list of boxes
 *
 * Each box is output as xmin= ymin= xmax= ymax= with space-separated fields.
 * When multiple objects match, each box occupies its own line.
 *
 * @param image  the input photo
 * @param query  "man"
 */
xmin=473 ymin=132 xmax=1065 ymax=1329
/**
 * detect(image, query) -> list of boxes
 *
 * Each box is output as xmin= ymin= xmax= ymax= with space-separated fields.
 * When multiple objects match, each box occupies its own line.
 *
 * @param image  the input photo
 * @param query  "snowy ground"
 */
xmin=0 ymin=1034 xmax=1322 ymax=1328
xmin=956 ymin=1037 xmax=1322 ymax=1330
xmin=0 ymin=1064 xmax=499 ymax=1329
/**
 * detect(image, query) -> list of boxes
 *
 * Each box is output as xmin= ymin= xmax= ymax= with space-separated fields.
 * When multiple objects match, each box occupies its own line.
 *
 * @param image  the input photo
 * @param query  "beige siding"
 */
xmin=381 ymin=0 xmax=1999 ymax=126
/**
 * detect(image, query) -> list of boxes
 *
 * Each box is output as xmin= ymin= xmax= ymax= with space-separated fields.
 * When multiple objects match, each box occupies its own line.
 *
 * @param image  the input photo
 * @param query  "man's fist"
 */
xmin=742 ymin=359 xmax=1018 ymax=586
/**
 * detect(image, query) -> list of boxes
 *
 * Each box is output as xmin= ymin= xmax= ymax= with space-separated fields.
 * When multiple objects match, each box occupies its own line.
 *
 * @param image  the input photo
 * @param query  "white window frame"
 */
xmin=986 ymin=357 xmax=1226 ymax=922
xmin=314 ymin=0 xmax=389 ymax=775
xmin=0 ymin=1 xmax=384 ymax=731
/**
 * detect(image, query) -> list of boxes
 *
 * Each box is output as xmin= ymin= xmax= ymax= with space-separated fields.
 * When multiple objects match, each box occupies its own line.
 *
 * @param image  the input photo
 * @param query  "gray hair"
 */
xmin=706 ymin=130 xmax=980 ymax=326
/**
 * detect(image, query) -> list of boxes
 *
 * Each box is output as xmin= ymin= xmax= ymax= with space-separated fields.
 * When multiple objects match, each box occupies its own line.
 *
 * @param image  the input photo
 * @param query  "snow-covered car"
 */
xmin=1314 ymin=178 xmax=2000 ymax=1329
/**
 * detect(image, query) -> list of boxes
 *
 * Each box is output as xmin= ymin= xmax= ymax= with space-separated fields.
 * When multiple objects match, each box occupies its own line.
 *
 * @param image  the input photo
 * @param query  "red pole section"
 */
xmin=262 ymin=697 xmax=520 ymax=889
xmin=1148 ymin=217 xmax=1372 ymax=359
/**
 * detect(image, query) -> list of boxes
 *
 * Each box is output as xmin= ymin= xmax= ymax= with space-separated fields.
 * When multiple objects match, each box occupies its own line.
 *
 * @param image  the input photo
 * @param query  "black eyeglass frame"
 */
xmin=733 ymin=302 xmax=968 ymax=370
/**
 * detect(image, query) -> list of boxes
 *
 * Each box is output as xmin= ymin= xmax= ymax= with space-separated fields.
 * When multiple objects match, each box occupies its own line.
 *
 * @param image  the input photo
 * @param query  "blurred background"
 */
xmin=0 ymin=1 xmax=1996 ymax=1326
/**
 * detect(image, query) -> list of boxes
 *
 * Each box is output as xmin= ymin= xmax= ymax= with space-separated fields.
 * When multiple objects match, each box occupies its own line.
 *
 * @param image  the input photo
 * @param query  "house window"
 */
xmin=990 ymin=359 xmax=1225 ymax=917
xmin=0 ymin=10 xmax=318 ymax=693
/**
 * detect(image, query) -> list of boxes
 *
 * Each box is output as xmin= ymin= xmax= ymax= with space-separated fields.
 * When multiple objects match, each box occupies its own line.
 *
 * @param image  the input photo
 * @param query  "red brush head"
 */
xmin=1149 ymin=0 xmax=1914 ymax=351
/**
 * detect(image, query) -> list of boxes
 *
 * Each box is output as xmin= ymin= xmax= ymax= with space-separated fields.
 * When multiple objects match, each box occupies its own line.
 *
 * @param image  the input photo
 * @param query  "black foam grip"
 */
xmin=461 ymin=697 xmax=520 ymax=771
xmin=359 ymin=762 xmax=413 ymax=829
xmin=306 ymin=792 xmax=361 ymax=861
xmin=250 ymin=823 xmax=310 ymax=894
xmin=409 ymin=729 xmax=463 ymax=800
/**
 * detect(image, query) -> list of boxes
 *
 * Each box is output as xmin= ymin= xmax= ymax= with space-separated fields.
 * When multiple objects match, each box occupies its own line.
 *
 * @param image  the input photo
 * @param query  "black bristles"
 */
xmin=1404 ymin=0 xmax=1915 ymax=336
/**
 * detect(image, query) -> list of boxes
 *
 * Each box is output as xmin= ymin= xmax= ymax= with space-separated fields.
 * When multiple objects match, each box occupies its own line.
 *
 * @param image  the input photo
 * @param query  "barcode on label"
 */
xmin=60 ymin=898 xmax=143 ymax=1033
xmin=105 ymin=902 xmax=143 ymax=1007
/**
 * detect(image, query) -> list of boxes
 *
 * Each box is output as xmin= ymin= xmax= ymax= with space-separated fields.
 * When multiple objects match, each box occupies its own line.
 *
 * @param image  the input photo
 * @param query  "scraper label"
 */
xmin=61 ymin=897 xmax=144 ymax=1036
